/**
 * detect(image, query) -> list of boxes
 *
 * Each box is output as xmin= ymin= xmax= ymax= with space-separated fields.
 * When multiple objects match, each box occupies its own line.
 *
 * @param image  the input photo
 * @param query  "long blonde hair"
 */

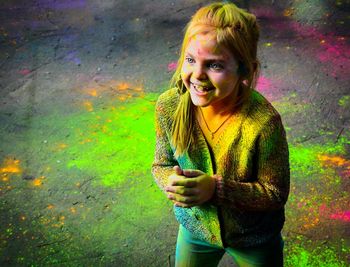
xmin=171 ymin=2 xmax=260 ymax=157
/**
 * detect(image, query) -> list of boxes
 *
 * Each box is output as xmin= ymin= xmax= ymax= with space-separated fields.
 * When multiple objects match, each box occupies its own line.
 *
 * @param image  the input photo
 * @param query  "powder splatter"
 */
xmin=19 ymin=69 xmax=31 ymax=75
xmin=254 ymin=7 xmax=350 ymax=80
xmin=330 ymin=211 xmax=350 ymax=222
xmin=167 ymin=61 xmax=177 ymax=72
xmin=0 ymin=157 xmax=22 ymax=174
xmin=338 ymin=95 xmax=350 ymax=107
xmin=289 ymin=21 xmax=349 ymax=80
xmin=318 ymin=154 xmax=350 ymax=179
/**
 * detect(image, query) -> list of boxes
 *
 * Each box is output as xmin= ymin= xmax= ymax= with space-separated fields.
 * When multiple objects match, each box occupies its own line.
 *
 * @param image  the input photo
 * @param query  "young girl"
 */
xmin=152 ymin=2 xmax=290 ymax=267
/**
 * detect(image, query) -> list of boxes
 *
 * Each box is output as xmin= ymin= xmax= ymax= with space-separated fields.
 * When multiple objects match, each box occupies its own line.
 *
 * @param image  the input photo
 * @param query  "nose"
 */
xmin=192 ymin=65 xmax=207 ymax=80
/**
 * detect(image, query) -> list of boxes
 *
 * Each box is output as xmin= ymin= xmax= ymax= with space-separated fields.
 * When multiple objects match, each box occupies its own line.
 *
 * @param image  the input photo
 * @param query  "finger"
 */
xmin=168 ymin=174 xmax=184 ymax=185
xmin=173 ymin=201 xmax=195 ymax=208
xmin=171 ymin=179 xmax=197 ymax=187
xmin=173 ymin=165 xmax=183 ymax=175
xmin=167 ymin=193 xmax=198 ymax=204
xmin=166 ymin=186 xmax=198 ymax=196
xmin=183 ymin=169 xmax=204 ymax=177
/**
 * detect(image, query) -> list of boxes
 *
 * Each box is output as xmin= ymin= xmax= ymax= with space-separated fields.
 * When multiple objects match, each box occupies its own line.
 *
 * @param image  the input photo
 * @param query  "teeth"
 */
xmin=193 ymin=84 xmax=210 ymax=91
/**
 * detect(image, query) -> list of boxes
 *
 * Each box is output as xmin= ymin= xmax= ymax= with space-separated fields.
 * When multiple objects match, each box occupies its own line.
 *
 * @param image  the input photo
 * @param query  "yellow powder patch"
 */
xmin=86 ymin=88 xmax=98 ymax=97
xmin=54 ymin=143 xmax=68 ymax=151
xmin=32 ymin=176 xmax=45 ymax=187
xmin=0 ymin=157 xmax=22 ymax=174
xmin=318 ymin=154 xmax=348 ymax=167
xmin=83 ymin=101 xmax=94 ymax=112
xmin=283 ymin=7 xmax=295 ymax=17
xmin=117 ymin=82 xmax=131 ymax=91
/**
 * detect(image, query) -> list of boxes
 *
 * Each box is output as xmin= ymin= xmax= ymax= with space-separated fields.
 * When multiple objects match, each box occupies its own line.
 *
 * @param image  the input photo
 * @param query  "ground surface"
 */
xmin=0 ymin=0 xmax=349 ymax=266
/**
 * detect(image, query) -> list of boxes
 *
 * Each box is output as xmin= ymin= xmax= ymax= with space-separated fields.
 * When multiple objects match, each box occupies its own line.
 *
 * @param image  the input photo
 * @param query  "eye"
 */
xmin=185 ymin=57 xmax=195 ymax=64
xmin=209 ymin=62 xmax=223 ymax=70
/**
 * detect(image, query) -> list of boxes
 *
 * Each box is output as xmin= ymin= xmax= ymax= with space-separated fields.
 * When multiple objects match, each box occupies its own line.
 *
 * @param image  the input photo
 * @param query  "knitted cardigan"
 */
xmin=152 ymin=88 xmax=290 ymax=248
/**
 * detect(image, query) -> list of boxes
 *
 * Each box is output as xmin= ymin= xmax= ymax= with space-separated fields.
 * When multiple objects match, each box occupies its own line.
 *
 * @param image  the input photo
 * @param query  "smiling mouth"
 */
xmin=191 ymin=83 xmax=214 ymax=94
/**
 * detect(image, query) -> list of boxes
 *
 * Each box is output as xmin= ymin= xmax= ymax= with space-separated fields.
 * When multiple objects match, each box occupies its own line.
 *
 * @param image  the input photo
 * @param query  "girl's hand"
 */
xmin=166 ymin=166 xmax=216 ymax=208
xmin=166 ymin=166 xmax=199 ymax=207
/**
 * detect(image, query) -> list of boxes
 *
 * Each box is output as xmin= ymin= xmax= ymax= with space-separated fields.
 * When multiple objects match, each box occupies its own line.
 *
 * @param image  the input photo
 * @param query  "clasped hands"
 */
xmin=165 ymin=165 xmax=216 ymax=208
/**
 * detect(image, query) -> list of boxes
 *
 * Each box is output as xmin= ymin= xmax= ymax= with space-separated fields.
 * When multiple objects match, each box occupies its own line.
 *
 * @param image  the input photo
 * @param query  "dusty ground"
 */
xmin=0 ymin=0 xmax=349 ymax=266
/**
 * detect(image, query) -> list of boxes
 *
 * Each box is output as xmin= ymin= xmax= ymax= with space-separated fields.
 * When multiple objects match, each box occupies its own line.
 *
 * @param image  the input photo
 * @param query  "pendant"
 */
xmin=211 ymin=132 xmax=215 ymax=139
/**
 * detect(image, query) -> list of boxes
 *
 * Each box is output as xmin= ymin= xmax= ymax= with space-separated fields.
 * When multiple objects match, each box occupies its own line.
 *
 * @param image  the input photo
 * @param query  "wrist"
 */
xmin=210 ymin=174 xmax=224 ymax=205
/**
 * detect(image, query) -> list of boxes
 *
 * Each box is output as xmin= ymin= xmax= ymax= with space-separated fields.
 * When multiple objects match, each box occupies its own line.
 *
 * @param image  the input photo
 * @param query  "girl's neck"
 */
xmin=199 ymin=95 xmax=238 ymax=120
xmin=199 ymin=82 xmax=241 ymax=120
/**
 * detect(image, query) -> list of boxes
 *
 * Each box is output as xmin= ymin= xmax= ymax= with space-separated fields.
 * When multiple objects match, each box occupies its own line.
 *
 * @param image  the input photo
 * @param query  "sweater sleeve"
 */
xmin=213 ymin=115 xmax=290 ymax=211
xmin=151 ymin=95 xmax=178 ymax=194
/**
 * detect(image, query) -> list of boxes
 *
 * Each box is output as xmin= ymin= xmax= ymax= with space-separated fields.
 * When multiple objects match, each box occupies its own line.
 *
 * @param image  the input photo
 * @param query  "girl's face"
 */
xmin=181 ymin=33 xmax=240 ymax=110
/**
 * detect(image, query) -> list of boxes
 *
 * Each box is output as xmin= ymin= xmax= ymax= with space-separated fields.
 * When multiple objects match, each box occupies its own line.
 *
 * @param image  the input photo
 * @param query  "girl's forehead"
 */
xmin=186 ymin=33 xmax=232 ymax=59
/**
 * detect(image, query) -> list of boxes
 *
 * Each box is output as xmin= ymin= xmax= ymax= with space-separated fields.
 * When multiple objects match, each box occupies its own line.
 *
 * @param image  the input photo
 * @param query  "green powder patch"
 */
xmin=289 ymin=135 xmax=349 ymax=179
xmin=338 ymin=95 xmax=350 ymax=107
xmin=285 ymin=236 xmax=349 ymax=267
xmin=61 ymin=93 xmax=159 ymax=186
xmin=285 ymin=133 xmax=349 ymax=266
xmin=272 ymin=93 xmax=311 ymax=117
xmin=0 ymin=91 xmax=179 ymax=265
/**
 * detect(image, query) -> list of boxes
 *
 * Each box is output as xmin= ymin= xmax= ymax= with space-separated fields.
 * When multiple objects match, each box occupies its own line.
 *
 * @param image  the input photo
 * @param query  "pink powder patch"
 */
xmin=167 ymin=61 xmax=177 ymax=72
xmin=256 ymin=12 xmax=350 ymax=80
xmin=330 ymin=211 xmax=350 ymax=222
xmin=251 ymin=7 xmax=278 ymax=19
xmin=340 ymin=169 xmax=350 ymax=178
xmin=256 ymin=76 xmax=272 ymax=92
xmin=289 ymin=21 xmax=319 ymax=38
xmin=19 ymin=69 xmax=31 ymax=75
xmin=319 ymin=204 xmax=328 ymax=216
xmin=290 ymin=21 xmax=350 ymax=79
xmin=256 ymin=76 xmax=283 ymax=101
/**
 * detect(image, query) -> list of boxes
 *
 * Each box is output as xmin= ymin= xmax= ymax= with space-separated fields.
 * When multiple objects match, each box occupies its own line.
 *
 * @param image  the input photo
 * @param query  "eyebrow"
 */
xmin=185 ymin=52 xmax=227 ymax=62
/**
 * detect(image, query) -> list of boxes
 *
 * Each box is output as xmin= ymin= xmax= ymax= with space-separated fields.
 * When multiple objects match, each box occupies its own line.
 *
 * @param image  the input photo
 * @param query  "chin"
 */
xmin=189 ymin=94 xmax=211 ymax=107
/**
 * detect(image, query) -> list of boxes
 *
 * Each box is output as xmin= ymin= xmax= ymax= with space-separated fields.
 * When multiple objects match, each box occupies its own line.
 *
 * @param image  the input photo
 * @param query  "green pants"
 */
xmin=175 ymin=224 xmax=284 ymax=267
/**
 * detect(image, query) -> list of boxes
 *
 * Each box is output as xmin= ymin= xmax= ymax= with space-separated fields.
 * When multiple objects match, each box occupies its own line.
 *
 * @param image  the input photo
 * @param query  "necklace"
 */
xmin=198 ymin=107 xmax=233 ymax=139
